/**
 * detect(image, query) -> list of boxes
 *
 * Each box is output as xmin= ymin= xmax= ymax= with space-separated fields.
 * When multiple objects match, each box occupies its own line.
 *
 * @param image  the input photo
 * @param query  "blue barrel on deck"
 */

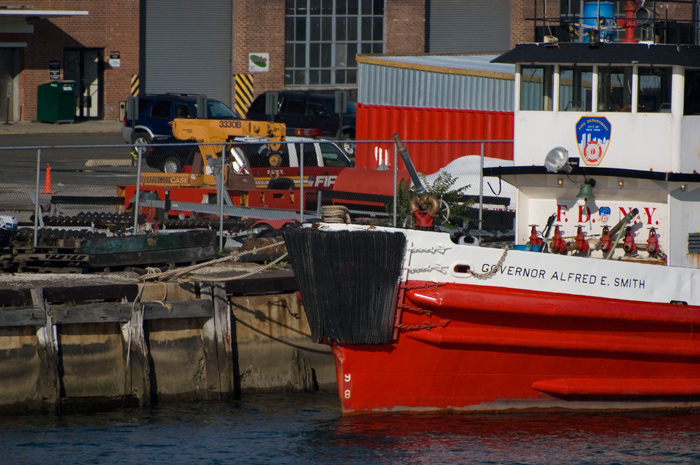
xmin=583 ymin=2 xmax=615 ymax=43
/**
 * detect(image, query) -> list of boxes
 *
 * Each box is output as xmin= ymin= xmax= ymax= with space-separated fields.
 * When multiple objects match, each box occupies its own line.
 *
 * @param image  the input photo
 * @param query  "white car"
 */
xmin=234 ymin=137 xmax=354 ymax=190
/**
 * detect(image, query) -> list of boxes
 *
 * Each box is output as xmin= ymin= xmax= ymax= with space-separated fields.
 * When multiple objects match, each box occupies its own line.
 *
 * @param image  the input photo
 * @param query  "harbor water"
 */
xmin=2 ymin=392 xmax=699 ymax=465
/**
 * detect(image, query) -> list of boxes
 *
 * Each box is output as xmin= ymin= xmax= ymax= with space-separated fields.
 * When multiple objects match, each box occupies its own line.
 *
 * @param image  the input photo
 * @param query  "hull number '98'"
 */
xmin=344 ymin=374 xmax=351 ymax=399
xmin=219 ymin=120 xmax=242 ymax=128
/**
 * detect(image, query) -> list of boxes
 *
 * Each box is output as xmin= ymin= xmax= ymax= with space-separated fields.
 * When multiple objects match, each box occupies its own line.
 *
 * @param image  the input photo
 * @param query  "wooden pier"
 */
xmin=0 ymin=269 xmax=334 ymax=414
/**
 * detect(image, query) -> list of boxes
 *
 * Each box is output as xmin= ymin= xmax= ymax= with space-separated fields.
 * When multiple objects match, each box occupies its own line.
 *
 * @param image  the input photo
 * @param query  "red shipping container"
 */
xmin=356 ymin=103 xmax=514 ymax=175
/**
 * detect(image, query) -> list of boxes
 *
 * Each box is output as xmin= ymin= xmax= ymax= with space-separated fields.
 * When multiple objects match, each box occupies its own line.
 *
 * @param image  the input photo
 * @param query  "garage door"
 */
xmin=428 ymin=0 xmax=511 ymax=53
xmin=142 ymin=0 xmax=232 ymax=104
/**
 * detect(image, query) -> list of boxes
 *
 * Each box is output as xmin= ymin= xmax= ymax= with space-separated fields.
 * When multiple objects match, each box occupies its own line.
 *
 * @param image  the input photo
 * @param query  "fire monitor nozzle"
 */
xmin=393 ymin=133 xmax=426 ymax=196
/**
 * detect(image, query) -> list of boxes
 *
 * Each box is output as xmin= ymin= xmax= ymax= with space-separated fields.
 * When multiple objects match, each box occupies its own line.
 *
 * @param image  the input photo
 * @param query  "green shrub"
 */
xmin=387 ymin=172 xmax=473 ymax=227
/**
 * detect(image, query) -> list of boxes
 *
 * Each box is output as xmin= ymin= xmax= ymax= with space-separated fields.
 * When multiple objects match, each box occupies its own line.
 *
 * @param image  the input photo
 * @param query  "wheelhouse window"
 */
xmin=520 ymin=65 xmax=554 ymax=111
xmin=638 ymin=67 xmax=672 ymax=113
xmin=598 ymin=66 xmax=632 ymax=112
xmin=684 ymin=69 xmax=700 ymax=115
xmin=559 ymin=66 xmax=593 ymax=111
xmin=285 ymin=0 xmax=385 ymax=86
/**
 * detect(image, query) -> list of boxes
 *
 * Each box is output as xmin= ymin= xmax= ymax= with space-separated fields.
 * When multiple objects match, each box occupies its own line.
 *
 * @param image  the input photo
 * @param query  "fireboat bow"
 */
xmin=284 ymin=18 xmax=700 ymax=414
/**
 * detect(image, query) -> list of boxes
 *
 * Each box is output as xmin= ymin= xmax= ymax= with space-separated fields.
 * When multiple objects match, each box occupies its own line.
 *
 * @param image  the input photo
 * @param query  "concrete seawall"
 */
xmin=0 ymin=272 xmax=335 ymax=414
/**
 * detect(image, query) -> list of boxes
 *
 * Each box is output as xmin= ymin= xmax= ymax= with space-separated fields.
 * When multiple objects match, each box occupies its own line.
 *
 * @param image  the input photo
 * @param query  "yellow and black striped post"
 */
xmin=130 ymin=74 xmax=140 ymax=97
xmin=234 ymin=74 xmax=254 ymax=117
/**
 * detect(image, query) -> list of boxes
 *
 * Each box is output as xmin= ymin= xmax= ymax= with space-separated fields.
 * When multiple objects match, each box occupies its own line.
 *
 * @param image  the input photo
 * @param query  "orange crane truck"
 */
xmin=117 ymin=118 xmax=307 ymax=219
xmin=118 ymin=117 xmax=410 ymax=225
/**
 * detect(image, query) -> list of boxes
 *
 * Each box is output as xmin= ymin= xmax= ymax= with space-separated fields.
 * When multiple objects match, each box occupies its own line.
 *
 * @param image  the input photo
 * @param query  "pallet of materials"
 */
xmin=11 ymin=230 xmax=218 ymax=272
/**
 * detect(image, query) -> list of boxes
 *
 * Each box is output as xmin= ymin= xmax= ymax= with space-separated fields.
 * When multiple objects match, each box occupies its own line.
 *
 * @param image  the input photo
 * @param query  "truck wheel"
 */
xmin=339 ymin=133 xmax=355 ymax=156
xmin=162 ymin=156 xmax=182 ymax=173
xmin=133 ymin=133 xmax=152 ymax=158
xmin=268 ymin=178 xmax=295 ymax=190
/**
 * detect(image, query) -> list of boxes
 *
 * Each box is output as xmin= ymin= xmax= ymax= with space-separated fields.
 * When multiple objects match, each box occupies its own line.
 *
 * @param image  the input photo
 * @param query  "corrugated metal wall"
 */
xmin=428 ymin=0 xmax=512 ymax=53
xmin=143 ymin=0 xmax=232 ymax=103
xmin=358 ymin=62 xmax=514 ymax=112
xmin=356 ymin=104 xmax=514 ymax=174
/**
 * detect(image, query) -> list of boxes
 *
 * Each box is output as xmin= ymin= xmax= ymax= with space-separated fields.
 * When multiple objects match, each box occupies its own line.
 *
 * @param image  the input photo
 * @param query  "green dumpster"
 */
xmin=37 ymin=81 xmax=76 ymax=123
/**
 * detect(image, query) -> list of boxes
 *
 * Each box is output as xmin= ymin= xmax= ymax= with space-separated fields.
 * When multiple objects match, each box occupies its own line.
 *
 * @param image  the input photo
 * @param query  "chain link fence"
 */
xmin=0 ymin=138 xmax=515 ymax=258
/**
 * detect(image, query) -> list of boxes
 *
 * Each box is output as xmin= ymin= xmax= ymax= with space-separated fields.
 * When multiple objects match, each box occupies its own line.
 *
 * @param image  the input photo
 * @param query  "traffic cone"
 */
xmin=42 ymin=163 xmax=54 ymax=194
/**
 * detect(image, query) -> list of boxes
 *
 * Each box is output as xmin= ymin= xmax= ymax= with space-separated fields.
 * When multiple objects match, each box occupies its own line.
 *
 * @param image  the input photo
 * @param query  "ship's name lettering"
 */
xmin=551 ymin=271 xmax=597 ymax=284
xmin=551 ymin=272 xmax=645 ymax=288
xmin=481 ymin=264 xmax=646 ymax=289
xmin=482 ymin=264 xmax=546 ymax=279
xmin=613 ymin=277 xmax=646 ymax=289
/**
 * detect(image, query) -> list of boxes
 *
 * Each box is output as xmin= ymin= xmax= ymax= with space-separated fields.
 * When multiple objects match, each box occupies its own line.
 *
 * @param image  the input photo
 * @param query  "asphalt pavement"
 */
xmin=0 ymin=120 xmax=130 ymax=168
xmin=0 ymin=120 xmax=122 ymax=135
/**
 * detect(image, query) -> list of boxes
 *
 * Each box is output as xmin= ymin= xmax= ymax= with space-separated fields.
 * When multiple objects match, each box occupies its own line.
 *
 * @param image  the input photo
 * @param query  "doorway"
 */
xmin=63 ymin=48 xmax=103 ymax=119
xmin=0 ymin=48 xmax=19 ymax=123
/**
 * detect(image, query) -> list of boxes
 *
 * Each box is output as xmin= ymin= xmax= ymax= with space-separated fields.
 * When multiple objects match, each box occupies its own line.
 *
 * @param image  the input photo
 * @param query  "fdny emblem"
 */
xmin=576 ymin=117 xmax=611 ymax=166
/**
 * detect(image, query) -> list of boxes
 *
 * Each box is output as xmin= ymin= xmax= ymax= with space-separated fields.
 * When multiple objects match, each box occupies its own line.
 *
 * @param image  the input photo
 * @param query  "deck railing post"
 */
xmin=33 ymin=148 xmax=41 ymax=248
xmin=132 ymin=148 xmax=143 ymax=235
xmin=219 ymin=145 xmax=226 ymax=253
xmin=393 ymin=142 xmax=398 ymax=227
xmin=300 ymin=142 xmax=305 ymax=223
xmin=479 ymin=141 xmax=485 ymax=243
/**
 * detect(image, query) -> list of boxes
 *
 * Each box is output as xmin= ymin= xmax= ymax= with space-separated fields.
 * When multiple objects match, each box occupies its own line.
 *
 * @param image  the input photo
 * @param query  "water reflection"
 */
xmin=324 ymin=410 xmax=700 ymax=465
xmin=1 ymin=393 xmax=698 ymax=465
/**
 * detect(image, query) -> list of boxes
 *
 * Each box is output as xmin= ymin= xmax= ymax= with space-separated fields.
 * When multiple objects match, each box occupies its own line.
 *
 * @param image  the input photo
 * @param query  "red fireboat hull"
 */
xmin=332 ymin=282 xmax=700 ymax=414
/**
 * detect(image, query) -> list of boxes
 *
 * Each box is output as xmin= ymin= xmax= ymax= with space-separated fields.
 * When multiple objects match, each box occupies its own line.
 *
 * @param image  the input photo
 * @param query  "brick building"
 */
xmin=0 ymin=1 xmax=696 ymax=123
xmin=0 ymin=1 xmax=139 ymax=123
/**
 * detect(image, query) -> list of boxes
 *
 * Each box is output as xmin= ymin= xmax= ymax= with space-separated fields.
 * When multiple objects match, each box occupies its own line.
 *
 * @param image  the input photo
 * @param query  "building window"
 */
xmin=560 ymin=0 xmax=625 ymax=42
xmin=559 ymin=0 xmax=580 ymax=18
xmin=285 ymin=0 xmax=385 ymax=86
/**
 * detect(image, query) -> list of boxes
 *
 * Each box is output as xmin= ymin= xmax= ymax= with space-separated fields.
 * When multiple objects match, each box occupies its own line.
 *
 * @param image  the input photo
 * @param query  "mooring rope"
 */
xmin=321 ymin=205 xmax=351 ymax=223
xmin=124 ymin=282 xmax=148 ymax=389
xmin=179 ymin=251 xmax=289 ymax=283
xmin=138 ymin=240 xmax=287 ymax=283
